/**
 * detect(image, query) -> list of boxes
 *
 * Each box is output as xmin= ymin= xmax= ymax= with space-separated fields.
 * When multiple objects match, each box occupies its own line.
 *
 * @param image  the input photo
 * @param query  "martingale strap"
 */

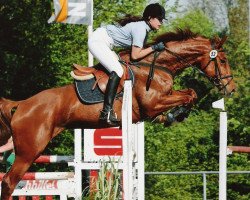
xmin=146 ymin=51 xmax=161 ymax=91
xmin=128 ymin=51 xmax=174 ymax=91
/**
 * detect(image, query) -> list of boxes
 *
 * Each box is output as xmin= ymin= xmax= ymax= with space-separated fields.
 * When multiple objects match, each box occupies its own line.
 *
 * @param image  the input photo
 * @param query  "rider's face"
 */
xmin=149 ymin=17 xmax=163 ymax=30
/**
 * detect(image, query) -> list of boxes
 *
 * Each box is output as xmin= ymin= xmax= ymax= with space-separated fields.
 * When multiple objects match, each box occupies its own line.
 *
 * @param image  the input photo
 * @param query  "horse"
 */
xmin=0 ymin=29 xmax=236 ymax=199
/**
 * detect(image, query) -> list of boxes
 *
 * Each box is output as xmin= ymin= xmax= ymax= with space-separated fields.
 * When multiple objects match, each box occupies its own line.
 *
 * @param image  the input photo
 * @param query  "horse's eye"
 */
xmin=220 ymin=59 xmax=226 ymax=64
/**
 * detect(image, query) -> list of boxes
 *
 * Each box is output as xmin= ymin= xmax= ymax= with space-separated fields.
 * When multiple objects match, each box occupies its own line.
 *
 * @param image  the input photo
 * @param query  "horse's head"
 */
xmin=152 ymin=30 xmax=235 ymax=96
xmin=198 ymin=36 xmax=236 ymax=96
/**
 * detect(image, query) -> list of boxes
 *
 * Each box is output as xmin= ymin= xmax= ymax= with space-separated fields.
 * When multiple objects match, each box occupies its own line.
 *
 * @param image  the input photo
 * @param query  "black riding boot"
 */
xmin=164 ymin=106 xmax=191 ymax=127
xmin=100 ymin=71 xmax=121 ymax=126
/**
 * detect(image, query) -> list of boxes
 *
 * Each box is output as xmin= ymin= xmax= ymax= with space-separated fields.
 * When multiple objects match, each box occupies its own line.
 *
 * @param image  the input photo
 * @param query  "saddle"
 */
xmin=71 ymin=61 xmax=133 ymax=97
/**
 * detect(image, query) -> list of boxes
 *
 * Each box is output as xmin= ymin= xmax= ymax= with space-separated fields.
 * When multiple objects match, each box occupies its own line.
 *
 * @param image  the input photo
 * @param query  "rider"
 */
xmin=0 ymin=137 xmax=15 ymax=172
xmin=88 ymin=3 xmax=166 ymax=125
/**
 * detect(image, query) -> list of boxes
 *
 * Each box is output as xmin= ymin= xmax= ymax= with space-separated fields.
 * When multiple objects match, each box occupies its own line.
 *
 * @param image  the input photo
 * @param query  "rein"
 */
xmin=162 ymin=41 xmax=233 ymax=93
xmin=119 ymin=38 xmax=233 ymax=93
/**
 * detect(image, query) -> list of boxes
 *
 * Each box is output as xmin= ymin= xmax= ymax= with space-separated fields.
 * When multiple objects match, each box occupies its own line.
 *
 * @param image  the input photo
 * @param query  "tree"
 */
xmin=0 ymin=0 xmax=248 ymax=199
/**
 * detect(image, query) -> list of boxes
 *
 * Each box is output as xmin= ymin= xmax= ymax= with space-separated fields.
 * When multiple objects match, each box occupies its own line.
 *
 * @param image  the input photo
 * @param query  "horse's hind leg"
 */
xmin=1 ymin=155 xmax=35 ymax=199
xmin=1 ymin=144 xmax=51 ymax=199
xmin=1 ymin=126 xmax=54 ymax=199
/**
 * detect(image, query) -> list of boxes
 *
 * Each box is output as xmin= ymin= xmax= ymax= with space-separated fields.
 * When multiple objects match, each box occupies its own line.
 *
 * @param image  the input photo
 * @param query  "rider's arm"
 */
xmin=0 ymin=137 xmax=14 ymax=153
xmin=131 ymin=45 xmax=154 ymax=60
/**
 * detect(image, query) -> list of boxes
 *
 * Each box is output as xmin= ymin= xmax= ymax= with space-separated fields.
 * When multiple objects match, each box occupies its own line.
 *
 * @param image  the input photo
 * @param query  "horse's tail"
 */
xmin=0 ymin=98 xmax=19 ymax=146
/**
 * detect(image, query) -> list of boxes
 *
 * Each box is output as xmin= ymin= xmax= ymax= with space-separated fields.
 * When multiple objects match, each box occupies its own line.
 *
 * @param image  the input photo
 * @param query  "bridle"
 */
xmin=146 ymin=40 xmax=233 ymax=93
xmin=200 ymin=42 xmax=233 ymax=93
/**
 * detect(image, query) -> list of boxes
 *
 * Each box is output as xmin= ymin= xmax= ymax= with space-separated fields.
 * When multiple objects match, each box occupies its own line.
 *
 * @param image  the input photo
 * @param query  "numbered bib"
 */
xmin=209 ymin=50 xmax=218 ymax=59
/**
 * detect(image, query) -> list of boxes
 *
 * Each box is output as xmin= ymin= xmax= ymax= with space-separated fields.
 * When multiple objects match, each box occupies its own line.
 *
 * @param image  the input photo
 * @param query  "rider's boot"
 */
xmin=164 ymin=106 xmax=191 ymax=127
xmin=100 ymin=71 xmax=121 ymax=126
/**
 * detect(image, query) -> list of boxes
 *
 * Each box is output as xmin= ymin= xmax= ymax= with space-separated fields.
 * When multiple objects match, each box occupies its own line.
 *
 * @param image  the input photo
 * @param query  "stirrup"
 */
xmin=100 ymin=109 xmax=120 ymax=126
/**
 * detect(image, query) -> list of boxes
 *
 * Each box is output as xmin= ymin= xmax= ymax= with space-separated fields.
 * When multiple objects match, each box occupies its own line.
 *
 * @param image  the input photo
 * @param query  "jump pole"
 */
xmin=227 ymin=146 xmax=250 ymax=154
xmin=133 ymin=122 xmax=145 ymax=200
xmin=71 ymin=1 xmax=93 ymax=198
xmin=122 ymin=80 xmax=133 ymax=200
xmin=122 ymin=80 xmax=145 ymax=200
xmin=34 ymin=155 xmax=74 ymax=163
xmin=212 ymin=98 xmax=227 ymax=200
xmin=70 ymin=128 xmax=83 ymax=200
xmin=0 ymin=172 xmax=74 ymax=180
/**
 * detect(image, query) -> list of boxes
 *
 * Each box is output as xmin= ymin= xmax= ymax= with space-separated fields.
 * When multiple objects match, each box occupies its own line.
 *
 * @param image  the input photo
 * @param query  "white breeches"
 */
xmin=88 ymin=27 xmax=124 ymax=78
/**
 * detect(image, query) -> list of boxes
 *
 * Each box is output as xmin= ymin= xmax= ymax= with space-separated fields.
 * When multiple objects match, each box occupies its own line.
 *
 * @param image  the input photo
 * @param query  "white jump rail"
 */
xmin=212 ymin=98 xmax=227 ymax=200
xmin=69 ymin=80 xmax=145 ymax=200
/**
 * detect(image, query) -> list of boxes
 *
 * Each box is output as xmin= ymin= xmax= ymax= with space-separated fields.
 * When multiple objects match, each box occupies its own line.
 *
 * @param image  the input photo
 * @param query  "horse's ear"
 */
xmin=216 ymin=35 xmax=228 ymax=49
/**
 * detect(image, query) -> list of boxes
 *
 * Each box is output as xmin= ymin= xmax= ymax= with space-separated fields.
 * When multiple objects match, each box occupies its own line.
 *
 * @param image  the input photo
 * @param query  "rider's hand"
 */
xmin=151 ymin=42 xmax=165 ymax=51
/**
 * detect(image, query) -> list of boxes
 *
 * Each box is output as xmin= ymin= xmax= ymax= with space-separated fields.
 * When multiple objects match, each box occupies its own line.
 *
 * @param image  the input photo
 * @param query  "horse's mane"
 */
xmin=153 ymin=28 xmax=199 ymax=44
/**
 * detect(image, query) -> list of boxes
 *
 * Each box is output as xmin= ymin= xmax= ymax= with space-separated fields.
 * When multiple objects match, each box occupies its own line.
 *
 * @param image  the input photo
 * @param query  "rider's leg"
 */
xmin=88 ymin=27 xmax=123 ymax=125
xmin=99 ymin=71 xmax=121 ymax=125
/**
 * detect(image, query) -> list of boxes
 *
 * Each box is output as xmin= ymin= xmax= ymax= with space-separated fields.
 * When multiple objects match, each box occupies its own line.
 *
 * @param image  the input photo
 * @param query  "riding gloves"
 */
xmin=151 ymin=42 xmax=165 ymax=51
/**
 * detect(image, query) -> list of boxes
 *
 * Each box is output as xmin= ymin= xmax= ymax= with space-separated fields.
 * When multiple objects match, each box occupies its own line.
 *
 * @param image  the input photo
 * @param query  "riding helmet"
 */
xmin=143 ymin=3 xmax=166 ymax=21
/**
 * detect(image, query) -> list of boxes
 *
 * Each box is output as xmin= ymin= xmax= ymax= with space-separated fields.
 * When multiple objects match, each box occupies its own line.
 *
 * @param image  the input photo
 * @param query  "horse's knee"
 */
xmin=183 ymin=95 xmax=194 ymax=105
xmin=189 ymin=89 xmax=197 ymax=101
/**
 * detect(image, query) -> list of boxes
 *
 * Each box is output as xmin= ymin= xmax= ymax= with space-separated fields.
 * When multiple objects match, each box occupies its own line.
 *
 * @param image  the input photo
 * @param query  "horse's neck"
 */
xmin=119 ymin=38 xmax=208 ymax=75
xmin=143 ymin=39 xmax=208 ymax=74
xmin=163 ymin=39 xmax=209 ymax=74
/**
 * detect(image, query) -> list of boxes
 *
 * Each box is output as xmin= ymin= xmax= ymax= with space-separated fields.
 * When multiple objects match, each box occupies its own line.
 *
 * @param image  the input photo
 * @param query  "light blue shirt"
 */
xmin=106 ymin=21 xmax=151 ymax=49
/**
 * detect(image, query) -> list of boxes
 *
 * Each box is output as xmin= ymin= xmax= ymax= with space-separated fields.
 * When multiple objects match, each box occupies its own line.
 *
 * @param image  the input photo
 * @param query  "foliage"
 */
xmin=145 ymin=111 xmax=219 ymax=199
xmin=89 ymin=159 xmax=122 ymax=200
xmin=144 ymin=1 xmax=250 ymax=199
xmin=168 ymin=9 xmax=216 ymax=38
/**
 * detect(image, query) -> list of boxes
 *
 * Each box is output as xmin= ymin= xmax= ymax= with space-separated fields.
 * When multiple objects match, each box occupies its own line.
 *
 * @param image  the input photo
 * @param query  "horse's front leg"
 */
xmin=152 ymin=88 xmax=197 ymax=124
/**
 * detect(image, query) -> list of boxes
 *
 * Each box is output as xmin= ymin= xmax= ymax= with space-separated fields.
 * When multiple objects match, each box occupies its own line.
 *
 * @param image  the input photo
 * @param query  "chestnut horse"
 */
xmin=0 ymin=29 xmax=235 ymax=199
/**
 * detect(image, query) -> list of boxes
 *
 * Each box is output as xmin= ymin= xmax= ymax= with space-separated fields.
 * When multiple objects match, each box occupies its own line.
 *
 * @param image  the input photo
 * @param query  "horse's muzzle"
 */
xmin=225 ymin=85 xmax=236 ymax=96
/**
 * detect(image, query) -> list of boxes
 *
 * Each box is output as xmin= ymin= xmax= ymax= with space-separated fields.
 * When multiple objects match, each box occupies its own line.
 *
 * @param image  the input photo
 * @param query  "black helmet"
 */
xmin=143 ymin=3 xmax=166 ymax=21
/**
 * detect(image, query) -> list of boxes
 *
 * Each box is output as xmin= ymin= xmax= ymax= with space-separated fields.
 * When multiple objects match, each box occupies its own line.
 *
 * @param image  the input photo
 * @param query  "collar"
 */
xmin=144 ymin=21 xmax=152 ymax=32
